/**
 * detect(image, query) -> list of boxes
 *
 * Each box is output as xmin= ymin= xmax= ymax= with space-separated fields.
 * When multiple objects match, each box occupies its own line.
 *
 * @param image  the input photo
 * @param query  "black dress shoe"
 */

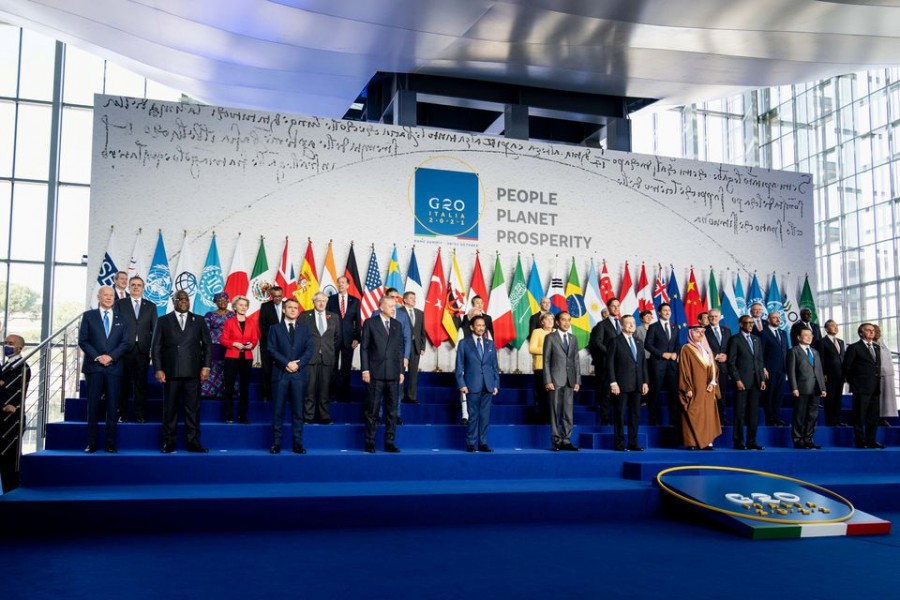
xmin=478 ymin=444 xmax=494 ymax=453
xmin=118 ymin=416 xmax=129 ymax=424
xmin=105 ymin=444 xmax=117 ymax=453
xmin=793 ymin=443 xmax=807 ymax=449
xmin=136 ymin=417 xmax=146 ymax=424
xmin=551 ymin=444 xmax=560 ymax=452
xmin=270 ymin=444 xmax=281 ymax=454
xmin=396 ymin=418 xmax=404 ymax=426
xmin=626 ymin=445 xmax=644 ymax=452
xmin=404 ymin=398 xmax=419 ymax=404
xmin=615 ymin=445 xmax=627 ymax=452
xmin=161 ymin=444 xmax=176 ymax=454
xmin=303 ymin=419 xmax=313 ymax=425
xmin=733 ymin=443 xmax=747 ymax=450
xmin=187 ymin=445 xmax=209 ymax=453
xmin=384 ymin=444 xmax=401 ymax=453
xmin=806 ymin=443 xmax=822 ymax=450
xmin=84 ymin=444 xmax=97 ymax=454
xmin=868 ymin=442 xmax=886 ymax=449
xmin=747 ymin=444 xmax=765 ymax=450
xmin=292 ymin=443 xmax=306 ymax=454
xmin=238 ymin=417 xmax=250 ymax=424
xmin=776 ymin=420 xmax=789 ymax=427
xmin=321 ymin=419 xmax=333 ymax=425
xmin=466 ymin=445 xmax=476 ymax=453
xmin=686 ymin=446 xmax=700 ymax=451
xmin=560 ymin=443 xmax=579 ymax=452
xmin=225 ymin=419 xmax=234 ymax=424
xmin=364 ymin=444 xmax=375 ymax=454
xmin=701 ymin=445 xmax=715 ymax=451
xmin=460 ymin=418 xmax=468 ymax=425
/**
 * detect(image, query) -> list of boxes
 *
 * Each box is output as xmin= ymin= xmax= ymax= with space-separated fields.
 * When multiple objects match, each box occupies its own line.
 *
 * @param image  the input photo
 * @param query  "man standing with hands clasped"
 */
xmin=544 ymin=311 xmax=581 ymax=451
xmin=455 ymin=315 xmax=499 ymax=453
xmin=786 ymin=328 xmax=826 ymax=449
xmin=360 ymin=295 xmax=405 ymax=454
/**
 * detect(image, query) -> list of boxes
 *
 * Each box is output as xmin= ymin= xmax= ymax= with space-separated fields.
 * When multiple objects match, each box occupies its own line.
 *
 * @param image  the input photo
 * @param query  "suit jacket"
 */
xmin=79 ymin=308 xmax=133 ymax=376
xmin=150 ymin=311 xmax=212 ymax=378
xmin=726 ymin=332 xmax=765 ymax=387
xmin=360 ymin=315 xmax=405 ymax=380
xmin=705 ymin=324 xmax=731 ymax=357
xmin=455 ymin=335 xmax=500 ymax=393
xmin=543 ymin=330 xmax=581 ymax=388
xmin=460 ymin=313 xmax=494 ymax=341
xmin=220 ymin=313 xmax=261 ymax=359
xmin=645 ymin=321 xmax=681 ymax=372
xmin=325 ymin=293 xmax=361 ymax=348
xmin=299 ymin=309 xmax=339 ymax=366
xmin=607 ymin=334 xmax=649 ymax=393
xmin=787 ymin=345 xmax=826 ymax=395
xmin=115 ymin=296 xmax=157 ymax=355
xmin=258 ymin=300 xmax=283 ymax=347
xmin=588 ymin=318 xmax=619 ymax=367
xmin=0 ymin=356 xmax=31 ymax=409
xmin=842 ymin=340 xmax=882 ymax=394
xmin=816 ymin=335 xmax=845 ymax=379
xmin=790 ymin=321 xmax=822 ymax=346
xmin=633 ymin=325 xmax=651 ymax=359
xmin=760 ymin=327 xmax=789 ymax=374
xmin=267 ymin=320 xmax=314 ymax=380
xmin=529 ymin=311 xmax=551 ymax=333
xmin=400 ymin=306 xmax=426 ymax=354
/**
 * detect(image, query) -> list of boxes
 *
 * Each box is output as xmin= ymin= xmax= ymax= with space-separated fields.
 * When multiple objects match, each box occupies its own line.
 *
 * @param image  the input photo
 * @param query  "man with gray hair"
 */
xmin=301 ymin=291 xmax=339 ymax=424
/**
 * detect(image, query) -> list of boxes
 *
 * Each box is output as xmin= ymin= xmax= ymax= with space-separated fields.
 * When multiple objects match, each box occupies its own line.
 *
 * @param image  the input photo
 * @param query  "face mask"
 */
xmin=4 ymin=345 xmax=16 ymax=357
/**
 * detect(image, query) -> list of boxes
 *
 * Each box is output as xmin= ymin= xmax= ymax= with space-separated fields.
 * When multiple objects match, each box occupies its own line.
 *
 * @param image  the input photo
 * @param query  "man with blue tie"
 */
xmin=760 ymin=312 xmax=789 ymax=426
xmin=786 ymin=328 xmax=827 ymax=449
xmin=726 ymin=316 xmax=766 ymax=450
xmin=78 ymin=286 xmax=133 ymax=453
xmin=268 ymin=298 xmax=314 ymax=454
xmin=543 ymin=311 xmax=582 ymax=451
xmin=455 ymin=315 xmax=500 ymax=453
xmin=608 ymin=315 xmax=650 ymax=451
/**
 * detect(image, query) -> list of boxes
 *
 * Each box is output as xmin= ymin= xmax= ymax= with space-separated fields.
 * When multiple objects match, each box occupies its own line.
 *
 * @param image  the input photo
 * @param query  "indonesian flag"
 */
xmin=618 ymin=262 xmax=638 ymax=318
xmin=636 ymin=262 xmax=656 ymax=322
xmin=443 ymin=251 xmax=467 ymax=345
xmin=547 ymin=258 xmax=567 ymax=314
xmin=319 ymin=240 xmax=339 ymax=296
xmin=424 ymin=248 xmax=449 ymax=347
xmin=224 ymin=236 xmax=249 ymax=300
xmin=599 ymin=260 xmax=616 ymax=304
xmin=295 ymin=239 xmax=320 ymax=310
xmin=465 ymin=252 xmax=490 ymax=313
xmin=275 ymin=238 xmax=296 ymax=298
xmin=488 ymin=254 xmax=515 ymax=348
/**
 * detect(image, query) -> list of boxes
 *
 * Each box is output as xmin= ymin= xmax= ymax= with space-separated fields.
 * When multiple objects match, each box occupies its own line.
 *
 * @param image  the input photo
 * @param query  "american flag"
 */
xmin=653 ymin=265 xmax=670 ymax=308
xmin=360 ymin=248 xmax=384 ymax=320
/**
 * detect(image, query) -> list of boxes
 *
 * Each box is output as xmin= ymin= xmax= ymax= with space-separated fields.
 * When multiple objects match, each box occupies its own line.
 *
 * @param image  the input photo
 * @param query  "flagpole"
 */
xmin=434 ymin=343 xmax=442 ymax=372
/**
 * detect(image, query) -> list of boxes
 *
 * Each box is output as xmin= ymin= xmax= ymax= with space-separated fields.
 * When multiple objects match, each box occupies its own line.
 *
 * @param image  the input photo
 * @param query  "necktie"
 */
xmin=178 ymin=313 xmax=185 ymax=331
xmin=408 ymin=308 xmax=415 ymax=326
xmin=103 ymin=311 xmax=111 ymax=337
xmin=288 ymin=322 xmax=295 ymax=338
xmin=628 ymin=336 xmax=637 ymax=361
xmin=614 ymin=319 xmax=620 ymax=334
xmin=276 ymin=303 xmax=282 ymax=322
xmin=562 ymin=333 xmax=569 ymax=353
xmin=384 ymin=320 xmax=390 ymax=334
xmin=340 ymin=295 xmax=346 ymax=318
xmin=833 ymin=337 xmax=840 ymax=353
xmin=665 ymin=322 xmax=670 ymax=339
xmin=868 ymin=343 xmax=876 ymax=360
xmin=714 ymin=326 xmax=721 ymax=344
xmin=807 ymin=347 xmax=814 ymax=366
xmin=477 ymin=337 xmax=483 ymax=358
xmin=746 ymin=334 xmax=754 ymax=353
xmin=134 ymin=299 xmax=140 ymax=319
xmin=317 ymin=312 xmax=325 ymax=335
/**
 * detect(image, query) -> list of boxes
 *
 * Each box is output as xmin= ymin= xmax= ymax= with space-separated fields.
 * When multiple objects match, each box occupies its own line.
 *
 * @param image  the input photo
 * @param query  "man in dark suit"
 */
xmin=151 ymin=289 xmax=212 ymax=453
xmin=400 ymin=291 xmax=426 ymax=404
xmin=608 ymin=315 xmax=650 ymax=451
xmin=842 ymin=322 xmax=884 ymax=449
xmin=1 ymin=334 xmax=31 ymax=492
xmin=115 ymin=276 xmax=157 ymax=423
xmin=455 ymin=315 xmax=500 ymax=452
xmin=588 ymin=297 xmax=622 ymax=425
xmin=529 ymin=297 xmax=552 ymax=333
xmin=360 ymin=295 xmax=405 ymax=453
xmin=816 ymin=319 xmax=847 ymax=426
xmin=786 ymin=328 xmax=827 ymax=449
xmin=384 ymin=289 xmax=411 ymax=424
xmin=727 ymin=316 xmax=766 ymax=450
xmin=759 ymin=312 xmax=789 ymax=426
xmin=644 ymin=302 xmax=681 ymax=427
xmin=749 ymin=302 xmax=766 ymax=335
xmin=460 ymin=295 xmax=494 ymax=340
xmin=705 ymin=308 xmax=732 ymax=425
xmin=268 ymin=298 xmax=314 ymax=454
xmin=300 ymin=292 xmax=338 ymax=424
xmin=790 ymin=308 xmax=822 ymax=346
xmin=544 ymin=311 xmax=581 ymax=451
xmin=79 ymin=286 xmax=133 ymax=453
xmin=326 ymin=277 xmax=361 ymax=403
xmin=257 ymin=286 xmax=285 ymax=402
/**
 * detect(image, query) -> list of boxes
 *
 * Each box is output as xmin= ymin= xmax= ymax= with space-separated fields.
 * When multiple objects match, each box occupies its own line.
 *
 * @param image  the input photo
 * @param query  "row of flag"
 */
xmin=96 ymin=230 xmax=819 ymax=351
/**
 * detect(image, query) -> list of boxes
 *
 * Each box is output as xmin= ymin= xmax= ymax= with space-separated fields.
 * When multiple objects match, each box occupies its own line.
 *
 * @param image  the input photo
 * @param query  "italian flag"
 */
xmin=488 ymin=254 xmax=515 ymax=349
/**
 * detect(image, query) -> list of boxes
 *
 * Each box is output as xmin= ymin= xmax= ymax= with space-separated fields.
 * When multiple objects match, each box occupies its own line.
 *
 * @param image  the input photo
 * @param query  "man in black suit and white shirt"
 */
xmin=786 ymin=328 xmax=827 ymax=449
xmin=258 ymin=286 xmax=285 ymax=402
xmin=588 ymin=297 xmax=622 ymax=425
xmin=115 ymin=276 xmax=157 ymax=423
xmin=326 ymin=277 xmax=361 ymax=403
xmin=705 ymin=308 xmax=732 ymax=425
xmin=151 ymin=290 xmax=212 ymax=453
xmin=300 ymin=292 xmax=339 ymax=424
xmin=759 ymin=312 xmax=789 ymax=426
xmin=842 ymin=322 xmax=884 ymax=449
xmin=360 ymin=295 xmax=405 ymax=453
xmin=727 ymin=316 xmax=766 ymax=450
xmin=789 ymin=308 xmax=822 ymax=346
xmin=529 ymin=297 xmax=552 ymax=334
xmin=608 ymin=315 xmax=649 ymax=451
xmin=400 ymin=291 xmax=426 ymax=404
xmin=644 ymin=302 xmax=681 ymax=427
xmin=816 ymin=319 xmax=847 ymax=426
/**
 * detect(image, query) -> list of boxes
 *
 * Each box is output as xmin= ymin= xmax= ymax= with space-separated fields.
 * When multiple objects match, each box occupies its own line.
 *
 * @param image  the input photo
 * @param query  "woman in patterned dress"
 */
xmin=201 ymin=292 xmax=235 ymax=397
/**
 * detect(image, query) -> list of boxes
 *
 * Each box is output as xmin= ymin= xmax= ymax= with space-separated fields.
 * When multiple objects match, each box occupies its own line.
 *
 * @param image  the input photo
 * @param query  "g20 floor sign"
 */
xmin=656 ymin=466 xmax=891 ymax=539
xmin=410 ymin=158 xmax=485 ymax=241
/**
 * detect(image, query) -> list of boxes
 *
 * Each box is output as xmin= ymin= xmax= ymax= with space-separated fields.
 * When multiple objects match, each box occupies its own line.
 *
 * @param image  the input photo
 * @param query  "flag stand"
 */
xmin=433 ymin=345 xmax=442 ymax=372
xmin=513 ymin=347 xmax=522 ymax=374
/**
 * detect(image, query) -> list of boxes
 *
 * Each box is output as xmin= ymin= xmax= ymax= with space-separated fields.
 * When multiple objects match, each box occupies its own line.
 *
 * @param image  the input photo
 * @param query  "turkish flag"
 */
xmin=425 ymin=248 xmax=449 ymax=347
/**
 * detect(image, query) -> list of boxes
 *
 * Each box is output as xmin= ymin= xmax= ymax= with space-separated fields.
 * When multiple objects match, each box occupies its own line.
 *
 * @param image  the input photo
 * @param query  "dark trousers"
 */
xmin=404 ymin=351 xmax=421 ymax=402
xmin=162 ymin=377 xmax=201 ymax=448
xmin=594 ymin=370 xmax=611 ymax=425
xmin=365 ymin=378 xmax=398 ymax=446
xmin=852 ymin=392 xmax=881 ymax=447
xmin=733 ymin=386 xmax=760 ymax=446
xmin=761 ymin=371 xmax=785 ymax=424
xmin=86 ymin=371 xmax=120 ymax=447
xmin=533 ymin=369 xmax=549 ymax=424
xmin=272 ymin=375 xmax=306 ymax=447
xmin=466 ymin=388 xmax=492 ymax=446
xmin=792 ymin=393 xmax=820 ymax=445
xmin=222 ymin=357 xmax=252 ymax=421
xmin=0 ymin=448 xmax=19 ymax=493
xmin=0 ymin=415 xmax=22 ymax=492
xmin=119 ymin=347 xmax=149 ymax=420
xmin=613 ymin=390 xmax=641 ymax=449
xmin=823 ymin=375 xmax=844 ymax=425
xmin=334 ymin=344 xmax=355 ymax=402
xmin=260 ymin=345 xmax=273 ymax=401
xmin=305 ymin=362 xmax=332 ymax=422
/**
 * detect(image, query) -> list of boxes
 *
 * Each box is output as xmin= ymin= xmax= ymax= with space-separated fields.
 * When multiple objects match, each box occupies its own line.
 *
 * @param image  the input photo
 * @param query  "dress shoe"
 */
xmin=118 ymin=416 xmax=129 ymax=423
xmin=478 ymin=444 xmax=494 ymax=453
xmin=733 ymin=443 xmax=747 ymax=450
xmin=403 ymin=398 xmax=419 ymax=404
xmin=793 ymin=443 xmax=807 ymax=449
xmin=868 ymin=442 xmax=886 ymax=449
xmin=292 ymin=443 xmax=306 ymax=454
xmin=855 ymin=443 xmax=868 ymax=449
xmin=466 ymin=445 xmax=476 ymax=453
xmin=84 ymin=444 xmax=97 ymax=454
xmin=806 ymin=443 xmax=822 ymax=450
xmin=626 ymin=445 xmax=644 ymax=452
xmin=838 ymin=422 xmax=851 ymax=427
xmin=615 ymin=445 xmax=627 ymax=452
xmin=702 ymin=445 xmax=715 ymax=451
xmin=187 ymin=445 xmax=209 ymax=453
xmin=321 ymin=419 xmax=333 ymax=425
xmin=136 ymin=417 xmax=146 ymax=424
xmin=270 ymin=444 xmax=281 ymax=454
xmin=560 ymin=443 xmax=579 ymax=452
xmin=747 ymin=444 xmax=765 ymax=450
xmin=878 ymin=418 xmax=892 ymax=427
xmin=384 ymin=444 xmax=401 ymax=453
xmin=460 ymin=418 xmax=468 ymax=425
xmin=105 ymin=444 xmax=117 ymax=453
xmin=238 ymin=417 xmax=250 ymax=424
xmin=776 ymin=420 xmax=789 ymax=427
xmin=364 ymin=444 xmax=375 ymax=454
xmin=303 ymin=419 xmax=313 ymax=425
xmin=161 ymin=444 xmax=176 ymax=454
xmin=685 ymin=446 xmax=700 ymax=451
xmin=225 ymin=419 xmax=234 ymax=424
xmin=551 ymin=443 xmax=560 ymax=452
xmin=396 ymin=418 xmax=404 ymax=426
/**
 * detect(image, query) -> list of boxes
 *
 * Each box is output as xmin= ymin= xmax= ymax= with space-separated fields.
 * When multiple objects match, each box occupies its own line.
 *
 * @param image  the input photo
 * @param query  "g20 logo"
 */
xmin=429 ymin=197 xmax=467 ymax=212
xmin=410 ymin=159 xmax=484 ymax=241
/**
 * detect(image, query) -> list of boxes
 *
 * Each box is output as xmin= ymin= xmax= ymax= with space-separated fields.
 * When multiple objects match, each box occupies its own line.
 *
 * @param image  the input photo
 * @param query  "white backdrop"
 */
xmin=89 ymin=95 xmax=814 ymax=372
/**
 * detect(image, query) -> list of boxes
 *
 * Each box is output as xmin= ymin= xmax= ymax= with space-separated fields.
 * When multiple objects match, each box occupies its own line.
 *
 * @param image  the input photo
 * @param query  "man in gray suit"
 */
xmin=301 ymin=292 xmax=339 ymax=424
xmin=786 ymin=327 xmax=827 ymax=449
xmin=400 ymin=291 xmax=426 ymax=405
xmin=543 ymin=311 xmax=581 ymax=451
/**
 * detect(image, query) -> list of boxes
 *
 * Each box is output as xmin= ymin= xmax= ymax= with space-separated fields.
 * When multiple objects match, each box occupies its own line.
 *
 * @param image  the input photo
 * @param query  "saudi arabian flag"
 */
xmin=708 ymin=269 xmax=721 ymax=310
xmin=510 ymin=256 xmax=531 ymax=349
xmin=565 ymin=259 xmax=590 ymax=350
xmin=799 ymin=275 xmax=818 ymax=324
xmin=248 ymin=237 xmax=271 ymax=315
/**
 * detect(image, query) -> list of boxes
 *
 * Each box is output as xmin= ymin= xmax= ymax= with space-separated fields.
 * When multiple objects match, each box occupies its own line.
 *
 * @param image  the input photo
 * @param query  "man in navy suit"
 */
xmin=843 ymin=322 xmax=884 ymax=449
xmin=816 ymin=319 xmax=847 ymax=426
xmin=257 ymin=286 xmax=284 ymax=402
xmin=789 ymin=308 xmax=822 ymax=346
xmin=588 ymin=297 xmax=622 ymax=425
xmin=115 ymin=276 xmax=157 ymax=423
xmin=78 ymin=286 xmax=133 ymax=453
xmin=705 ymin=308 xmax=732 ymax=425
xmin=455 ymin=315 xmax=500 ymax=452
xmin=726 ymin=316 xmax=766 ymax=450
xmin=384 ymin=288 xmax=411 ymax=424
xmin=644 ymin=302 xmax=681 ymax=427
xmin=299 ymin=292 xmax=338 ymax=425
xmin=760 ymin=312 xmax=789 ymax=426
xmin=608 ymin=315 xmax=650 ymax=451
xmin=151 ymin=289 xmax=212 ymax=453
xmin=326 ymin=276 xmax=361 ymax=402
xmin=267 ymin=297 xmax=314 ymax=454
xmin=360 ymin=295 xmax=405 ymax=453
